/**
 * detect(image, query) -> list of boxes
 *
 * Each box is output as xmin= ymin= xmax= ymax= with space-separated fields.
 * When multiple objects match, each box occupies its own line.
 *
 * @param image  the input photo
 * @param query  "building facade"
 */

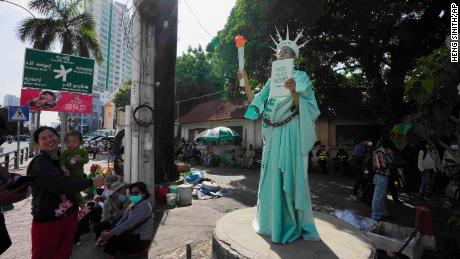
xmin=178 ymin=99 xmax=383 ymax=157
xmin=2 ymin=94 xmax=20 ymax=107
xmin=85 ymin=0 xmax=133 ymax=132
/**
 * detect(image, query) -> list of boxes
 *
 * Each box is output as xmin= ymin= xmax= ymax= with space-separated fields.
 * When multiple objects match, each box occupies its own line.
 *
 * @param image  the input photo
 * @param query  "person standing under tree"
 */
xmin=418 ymin=143 xmax=441 ymax=200
xmin=371 ymin=142 xmax=391 ymax=221
xmin=237 ymin=26 xmax=321 ymax=243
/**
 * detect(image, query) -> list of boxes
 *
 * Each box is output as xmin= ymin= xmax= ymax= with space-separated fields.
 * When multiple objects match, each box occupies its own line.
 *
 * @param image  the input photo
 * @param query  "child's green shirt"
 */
xmin=60 ymin=148 xmax=89 ymax=178
xmin=60 ymin=148 xmax=90 ymax=204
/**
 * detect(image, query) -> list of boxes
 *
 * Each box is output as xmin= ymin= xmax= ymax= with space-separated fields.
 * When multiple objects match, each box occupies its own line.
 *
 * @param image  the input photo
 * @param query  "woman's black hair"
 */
xmin=129 ymin=182 xmax=150 ymax=200
xmin=34 ymin=126 xmax=60 ymax=143
xmin=65 ymin=131 xmax=83 ymax=143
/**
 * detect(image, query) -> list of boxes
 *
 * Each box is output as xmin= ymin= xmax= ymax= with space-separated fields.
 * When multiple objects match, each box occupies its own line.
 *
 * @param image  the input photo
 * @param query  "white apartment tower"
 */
xmin=86 ymin=0 xmax=133 ymax=92
xmin=83 ymin=0 xmax=133 ymax=131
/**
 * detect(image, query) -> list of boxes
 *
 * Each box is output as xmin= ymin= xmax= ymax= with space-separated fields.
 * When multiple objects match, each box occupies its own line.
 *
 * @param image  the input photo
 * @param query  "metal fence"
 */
xmin=0 ymin=147 xmax=29 ymax=170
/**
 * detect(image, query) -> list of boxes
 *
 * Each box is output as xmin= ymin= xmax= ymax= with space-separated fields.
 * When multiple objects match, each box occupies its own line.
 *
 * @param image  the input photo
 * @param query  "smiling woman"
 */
xmin=27 ymin=126 xmax=103 ymax=259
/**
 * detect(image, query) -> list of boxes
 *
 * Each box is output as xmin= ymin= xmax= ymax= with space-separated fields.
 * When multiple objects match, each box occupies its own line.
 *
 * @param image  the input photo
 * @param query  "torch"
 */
xmin=235 ymin=35 xmax=247 ymax=87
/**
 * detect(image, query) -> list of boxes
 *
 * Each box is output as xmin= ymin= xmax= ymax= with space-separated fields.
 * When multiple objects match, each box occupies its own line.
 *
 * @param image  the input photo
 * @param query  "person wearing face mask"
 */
xmin=93 ymin=181 xmax=130 ymax=241
xmin=97 ymin=182 xmax=154 ymax=258
xmin=237 ymin=27 xmax=321 ymax=243
xmin=27 ymin=126 xmax=104 ymax=259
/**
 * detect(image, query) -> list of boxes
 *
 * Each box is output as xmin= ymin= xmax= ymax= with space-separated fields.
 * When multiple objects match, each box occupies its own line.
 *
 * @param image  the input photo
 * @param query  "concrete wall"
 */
xmin=316 ymin=118 xmax=382 ymax=148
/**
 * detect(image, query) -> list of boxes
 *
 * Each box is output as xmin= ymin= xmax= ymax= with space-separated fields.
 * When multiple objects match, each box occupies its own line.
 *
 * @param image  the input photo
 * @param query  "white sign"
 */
xmin=269 ymin=58 xmax=294 ymax=98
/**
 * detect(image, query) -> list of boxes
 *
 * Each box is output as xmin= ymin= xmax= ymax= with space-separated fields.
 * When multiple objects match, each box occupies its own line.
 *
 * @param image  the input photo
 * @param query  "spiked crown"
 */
xmin=270 ymin=25 xmax=308 ymax=57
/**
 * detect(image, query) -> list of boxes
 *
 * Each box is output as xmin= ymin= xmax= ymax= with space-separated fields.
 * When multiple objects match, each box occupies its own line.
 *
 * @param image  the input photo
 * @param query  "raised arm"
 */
xmin=237 ymin=70 xmax=254 ymax=103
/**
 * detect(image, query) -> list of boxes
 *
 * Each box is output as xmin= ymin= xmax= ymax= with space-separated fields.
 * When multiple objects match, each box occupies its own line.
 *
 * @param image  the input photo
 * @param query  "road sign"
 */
xmin=22 ymin=48 xmax=95 ymax=94
xmin=7 ymin=106 xmax=29 ymax=122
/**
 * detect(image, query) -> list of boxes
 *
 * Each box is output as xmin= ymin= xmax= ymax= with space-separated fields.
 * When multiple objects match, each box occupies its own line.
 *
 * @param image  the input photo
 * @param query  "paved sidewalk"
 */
xmin=3 ymin=163 xmax=417 ymax=258
xmin=2 ymin=156 xmax=110 ymax=259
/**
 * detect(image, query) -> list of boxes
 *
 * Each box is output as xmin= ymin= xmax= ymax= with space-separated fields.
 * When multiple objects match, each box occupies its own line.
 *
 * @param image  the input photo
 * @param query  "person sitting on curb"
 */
xmin=94 ymin=181 xmax=130 ymax=240
xmin=97 ymin=182 xmax=154 ymax=258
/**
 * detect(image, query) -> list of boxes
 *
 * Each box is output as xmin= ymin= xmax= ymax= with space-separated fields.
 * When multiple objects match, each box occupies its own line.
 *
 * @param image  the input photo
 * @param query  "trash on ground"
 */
xmin=184 ymin=171 xmax=204 ymax=184
xmin=334 ymin=209 xmax=377 ymax=232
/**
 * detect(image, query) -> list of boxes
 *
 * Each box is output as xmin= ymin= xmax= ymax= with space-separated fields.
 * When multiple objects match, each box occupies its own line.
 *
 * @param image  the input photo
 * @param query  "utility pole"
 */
xmin=131 ymin=0 xmax=157 ymax=187
xmin=153 ymin=0 xmax=178 ymax=182
xmin=130 ymin=0 xmax=178 ymax=188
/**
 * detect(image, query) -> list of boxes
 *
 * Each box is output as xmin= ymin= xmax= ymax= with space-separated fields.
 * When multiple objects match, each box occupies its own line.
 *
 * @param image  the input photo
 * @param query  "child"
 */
xmin=59 ymin=131 xmax=90 ymax=220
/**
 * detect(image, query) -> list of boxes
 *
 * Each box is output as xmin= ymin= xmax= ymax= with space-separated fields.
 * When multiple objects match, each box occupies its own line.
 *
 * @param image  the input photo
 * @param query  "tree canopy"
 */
xmin=391 ymin=47 xmax=460 ymax=152
xmin=208 ymin=0 xmax=450 ymax=126
xmin=113 ymin=84 xmax=131 ymax=108
xmin=176 ymin=46 xmax=224 ymax=116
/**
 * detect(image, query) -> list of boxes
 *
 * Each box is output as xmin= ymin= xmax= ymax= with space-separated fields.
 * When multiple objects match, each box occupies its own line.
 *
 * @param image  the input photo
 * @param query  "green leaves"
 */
xmin=176 ymin=46 xmax=224 ymax=116
xmin=391 ymin=121 xmax=412 ymax=150
xmin=392 ymin=47 xmax=460 ymax=150
xmin=113 ymin=85 xmax=131 ymax=108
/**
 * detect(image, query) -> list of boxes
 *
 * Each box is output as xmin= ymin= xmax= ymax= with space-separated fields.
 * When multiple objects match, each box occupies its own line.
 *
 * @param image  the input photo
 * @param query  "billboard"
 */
xmin=20 ymin=89 xmax=93 ymax=114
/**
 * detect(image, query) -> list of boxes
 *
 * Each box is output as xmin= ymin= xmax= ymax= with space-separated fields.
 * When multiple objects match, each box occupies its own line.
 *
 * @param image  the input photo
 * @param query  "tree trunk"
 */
xmin=60 ymin=35 xmax=73 ymax=146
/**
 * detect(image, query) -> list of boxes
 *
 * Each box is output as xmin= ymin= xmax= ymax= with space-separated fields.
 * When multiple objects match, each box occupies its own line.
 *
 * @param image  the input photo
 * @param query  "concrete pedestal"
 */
xmin=213 ymin=207 xmax=375 ymax=259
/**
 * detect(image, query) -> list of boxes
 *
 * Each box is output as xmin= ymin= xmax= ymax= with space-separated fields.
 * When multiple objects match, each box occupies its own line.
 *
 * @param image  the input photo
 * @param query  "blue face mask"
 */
xmin=129 ymin=195 xmax=142 ymax=204
xmin=117 ymin=194 xmax=126 ymax=203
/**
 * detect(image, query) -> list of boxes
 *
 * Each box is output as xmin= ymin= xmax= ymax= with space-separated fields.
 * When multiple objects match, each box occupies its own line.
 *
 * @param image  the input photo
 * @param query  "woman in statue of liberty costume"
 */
xmin=237 ymin=27 xmax=321 ymax=244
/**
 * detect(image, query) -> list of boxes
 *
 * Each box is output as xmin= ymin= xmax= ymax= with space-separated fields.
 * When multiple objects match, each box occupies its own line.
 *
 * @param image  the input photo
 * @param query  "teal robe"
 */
xmin=244 ymin=70 xmax=321 ymax=244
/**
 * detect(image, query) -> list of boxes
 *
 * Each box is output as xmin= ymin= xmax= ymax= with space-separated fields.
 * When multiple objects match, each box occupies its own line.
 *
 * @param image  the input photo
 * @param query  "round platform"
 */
xmin=213 ymin=207 xmax=375 ymax=259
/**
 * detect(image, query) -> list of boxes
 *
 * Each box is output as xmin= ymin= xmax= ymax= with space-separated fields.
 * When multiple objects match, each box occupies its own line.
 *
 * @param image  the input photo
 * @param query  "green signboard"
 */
xmin=22 ymin=48 xmax=95 ymax=94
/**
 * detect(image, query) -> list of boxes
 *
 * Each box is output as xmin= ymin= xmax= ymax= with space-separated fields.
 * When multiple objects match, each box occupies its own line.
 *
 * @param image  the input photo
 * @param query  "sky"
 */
xmin=0 ymin=0 xmax=236 ymax=125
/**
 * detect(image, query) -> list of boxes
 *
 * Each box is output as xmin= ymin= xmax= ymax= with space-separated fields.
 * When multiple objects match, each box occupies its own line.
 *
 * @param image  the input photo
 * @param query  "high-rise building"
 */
xmin=86 ymin=0 xmax=133 ymax=92
xmin=2 ymin=94 xmax=20 ymax=107
xmin=85 ymin=0 xmax=133 ymax=132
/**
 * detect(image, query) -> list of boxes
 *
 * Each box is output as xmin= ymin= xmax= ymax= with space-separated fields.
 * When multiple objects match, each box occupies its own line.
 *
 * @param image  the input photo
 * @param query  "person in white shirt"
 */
xmin=417 ymin=143 xmax=441 ymax=200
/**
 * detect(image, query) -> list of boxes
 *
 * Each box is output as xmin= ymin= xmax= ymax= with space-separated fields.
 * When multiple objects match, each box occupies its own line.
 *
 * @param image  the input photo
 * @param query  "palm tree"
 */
xmin=17 ymin=0 xmax=102 ymax=60
xmin=17 ymin=0 xmax=103 ymax=140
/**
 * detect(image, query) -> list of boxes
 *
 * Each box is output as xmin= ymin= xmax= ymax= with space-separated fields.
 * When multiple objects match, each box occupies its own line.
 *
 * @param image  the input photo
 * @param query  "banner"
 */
xmin=22 ymin=48 xmax=94 ymax=94
xmin=20 ymin=89 xmax=92 ymax=114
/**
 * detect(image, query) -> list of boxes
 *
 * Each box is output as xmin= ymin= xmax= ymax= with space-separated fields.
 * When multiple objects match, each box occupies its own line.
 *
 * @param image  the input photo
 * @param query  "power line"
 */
xmin=0 ymin=0 xmax=35 ymax=18
xmin=182 ymin=0 xmax=213 ymax=38
xmin=176 ymin=90 xmax=224 ymax=103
